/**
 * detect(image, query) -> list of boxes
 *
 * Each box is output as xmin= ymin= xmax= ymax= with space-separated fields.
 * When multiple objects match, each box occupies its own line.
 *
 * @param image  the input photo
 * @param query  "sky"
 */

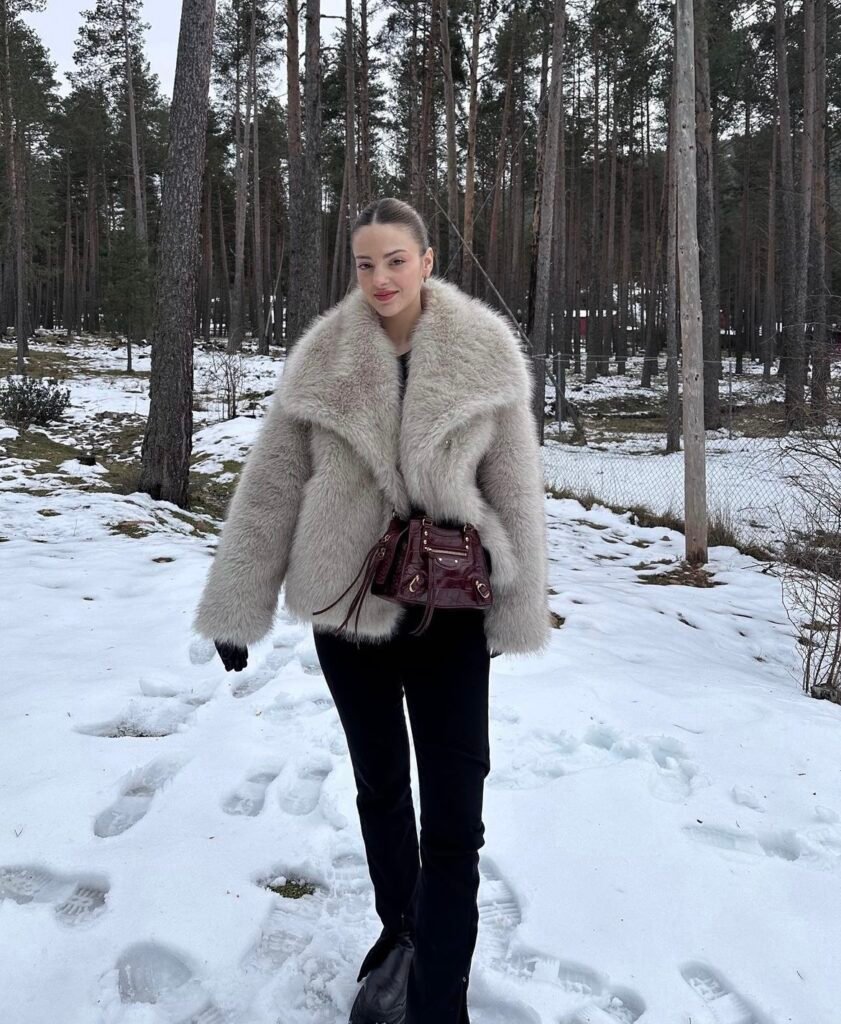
xmin=24 ymin=0 xmax=361 ymax=99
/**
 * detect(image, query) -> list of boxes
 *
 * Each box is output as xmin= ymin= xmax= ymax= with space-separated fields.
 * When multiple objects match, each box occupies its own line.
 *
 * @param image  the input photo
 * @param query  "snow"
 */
xmin=2 ymin=337 xmax=840 ymax=1023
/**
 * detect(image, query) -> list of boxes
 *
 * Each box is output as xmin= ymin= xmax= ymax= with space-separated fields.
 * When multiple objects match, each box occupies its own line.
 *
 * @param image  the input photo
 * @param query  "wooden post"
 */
xmin=676 ymin=0 xmax=708 ymax=563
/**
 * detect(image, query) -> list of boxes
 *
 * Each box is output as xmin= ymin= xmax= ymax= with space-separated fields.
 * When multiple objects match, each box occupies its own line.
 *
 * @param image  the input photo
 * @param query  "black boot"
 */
xmin=349 ymin=928 xmax=414 ymax=1024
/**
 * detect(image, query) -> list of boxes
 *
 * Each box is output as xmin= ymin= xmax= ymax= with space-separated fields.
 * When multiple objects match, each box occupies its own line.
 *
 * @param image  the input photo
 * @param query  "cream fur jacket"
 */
xmin=193 ymin=275 xmax=551 ymax=656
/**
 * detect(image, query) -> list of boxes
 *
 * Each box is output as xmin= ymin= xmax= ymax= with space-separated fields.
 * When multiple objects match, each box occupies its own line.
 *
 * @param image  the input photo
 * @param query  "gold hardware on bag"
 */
xmin=408 ymin=573 xmax=423 ymax=593
xmin=474 ymin=579 xmax=490 ymax=600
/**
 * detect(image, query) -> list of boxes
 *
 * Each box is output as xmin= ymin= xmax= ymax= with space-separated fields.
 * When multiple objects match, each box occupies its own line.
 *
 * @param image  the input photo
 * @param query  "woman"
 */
xmin=194 ymin=197 xmax=550 ymax=1024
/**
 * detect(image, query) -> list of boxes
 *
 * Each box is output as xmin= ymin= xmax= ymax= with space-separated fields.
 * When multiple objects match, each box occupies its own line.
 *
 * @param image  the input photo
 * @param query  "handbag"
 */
xmin=312 ymin=510 xmax=493 ymax=637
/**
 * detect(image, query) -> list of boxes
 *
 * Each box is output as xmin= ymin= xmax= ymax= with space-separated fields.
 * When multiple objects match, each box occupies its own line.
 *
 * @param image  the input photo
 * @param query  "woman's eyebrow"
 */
xmin=354 ymin=249 xmax=409 ymax=259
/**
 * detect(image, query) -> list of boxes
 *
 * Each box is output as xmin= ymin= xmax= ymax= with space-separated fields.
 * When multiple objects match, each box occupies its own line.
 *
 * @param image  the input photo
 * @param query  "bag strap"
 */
xmin=312 ymin=521 xmax=410 ymax=634
xmin=312 ymin=536 xmax=381 ymax=619
xmin=408 ymin=550 xmax=438 ymax=636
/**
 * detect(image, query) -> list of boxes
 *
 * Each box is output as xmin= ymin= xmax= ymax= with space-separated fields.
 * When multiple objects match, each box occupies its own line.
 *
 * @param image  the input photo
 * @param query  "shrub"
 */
xmin=0 ymin=376 xmax=71 ymax=429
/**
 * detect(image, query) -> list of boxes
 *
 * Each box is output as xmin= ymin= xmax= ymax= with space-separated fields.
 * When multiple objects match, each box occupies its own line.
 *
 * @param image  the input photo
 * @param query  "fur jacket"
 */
xmin=193 ymin=274 xmax=551 ymax=656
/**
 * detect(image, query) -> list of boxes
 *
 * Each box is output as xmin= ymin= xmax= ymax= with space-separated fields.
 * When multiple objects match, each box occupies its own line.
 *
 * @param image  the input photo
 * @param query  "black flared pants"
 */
xmin=313 ymin=603 xmax=491 ymax=1024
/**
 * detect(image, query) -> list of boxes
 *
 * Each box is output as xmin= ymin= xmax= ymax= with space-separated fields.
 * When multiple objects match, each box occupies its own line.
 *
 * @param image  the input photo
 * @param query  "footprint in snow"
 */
xmin=277 ymin=754 xmax=334 ymax=816
xmin=476 ymin=855 xmax=523 ymax=964
xmin=327 ymin=848 xmax=371 ymax=895
xmin=296 ymin=645 xmax=325 ymax=675
xmin=94 ymin=757 xmax=183 ymax=837
xmin=465 ymin=967 xmax=541 ymax=1024
xmin=222 ymin=763 xmax=284 ymax=817
xmin=680 ymin=960 xmax=773 ymax=1024
xmin=683 ymin=820 xmax=841 ymax=872
xmin=231 ymin=644 xmax=298 ymax=698
xmin=113 ymin=941 xmax=226 ymax=1024
xmin=264 ymin=689 xmax=335 ymax=720
xmin=243 ymin=891 xmax=326 ymax=972
xmin=244 ymin=846 xmax=373 ymax=980
xmin=76 ymin=698 xmax=194 ymax=738
xmin=488 ymin=722 xmax=643 ymax=792
xmin=645 ymin=734 xmax=706 ymax=803
xmin=499 ymin=948 xmax=645 ymax=1023
xmin=138 ymin=674 xmax=215 ymax=707
xmin=0 ymin=864 xmax=109 ymax=926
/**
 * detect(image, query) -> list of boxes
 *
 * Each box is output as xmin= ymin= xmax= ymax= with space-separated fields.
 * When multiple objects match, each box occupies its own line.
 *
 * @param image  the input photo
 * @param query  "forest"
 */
xmin=0 ymin=0 xmax=839 ymax=434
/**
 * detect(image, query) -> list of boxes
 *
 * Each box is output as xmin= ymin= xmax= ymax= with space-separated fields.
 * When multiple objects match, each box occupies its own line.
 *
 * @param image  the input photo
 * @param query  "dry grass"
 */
xmin=636 ymin=564 xmax=722 ymax=588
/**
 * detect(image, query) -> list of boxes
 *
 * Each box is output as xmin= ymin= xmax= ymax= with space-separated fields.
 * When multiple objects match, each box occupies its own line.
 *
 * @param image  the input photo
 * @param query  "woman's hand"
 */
xmin=214 ymin=640 xmax=249 ymax=672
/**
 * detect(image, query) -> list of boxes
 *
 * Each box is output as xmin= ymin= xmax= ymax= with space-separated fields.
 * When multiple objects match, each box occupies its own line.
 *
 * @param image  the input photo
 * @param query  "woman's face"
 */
xmin=352 ymin=223 xmax=434 ymax=317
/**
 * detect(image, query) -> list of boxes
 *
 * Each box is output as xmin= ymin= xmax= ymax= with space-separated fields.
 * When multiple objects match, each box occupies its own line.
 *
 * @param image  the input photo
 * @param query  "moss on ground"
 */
xmin=265 ymin=878 xmax=318 ymax=899
xmin=0 ymin=345 xmax=76 ymax=379
xmin=2 ymin=428 xmax=82 ymax=471
xmin=109 ymin=520 xmax=153 ymax=539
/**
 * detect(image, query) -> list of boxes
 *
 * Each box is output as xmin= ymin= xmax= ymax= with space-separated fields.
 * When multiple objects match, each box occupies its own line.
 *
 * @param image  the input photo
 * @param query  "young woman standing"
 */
xmin=194 ymin=198 xmax=550 ymax=1023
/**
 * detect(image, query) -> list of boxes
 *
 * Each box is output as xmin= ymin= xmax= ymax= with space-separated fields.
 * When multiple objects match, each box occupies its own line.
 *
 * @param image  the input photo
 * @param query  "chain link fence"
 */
xmin=537 ymin=354 xmax=835 ymax=554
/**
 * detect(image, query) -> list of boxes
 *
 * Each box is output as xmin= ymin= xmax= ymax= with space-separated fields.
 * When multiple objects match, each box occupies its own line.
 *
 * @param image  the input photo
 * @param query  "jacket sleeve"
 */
xmin=192 ymin=388 xmax=312 ymax=647
xmin=477 ymin=389 xmax=551 ymax=656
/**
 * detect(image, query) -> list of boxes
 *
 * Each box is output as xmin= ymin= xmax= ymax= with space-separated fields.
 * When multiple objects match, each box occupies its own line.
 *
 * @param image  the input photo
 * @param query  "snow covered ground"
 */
xmin=2 ymin=480 xmax=840 ymax=1022
xmin=2 ymin=337 xmax=840 ymax=1023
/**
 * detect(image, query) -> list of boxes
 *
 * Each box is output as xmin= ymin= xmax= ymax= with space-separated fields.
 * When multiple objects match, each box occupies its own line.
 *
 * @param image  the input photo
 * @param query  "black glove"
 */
xmin=215 ymin=640 xmax=248 ymax=672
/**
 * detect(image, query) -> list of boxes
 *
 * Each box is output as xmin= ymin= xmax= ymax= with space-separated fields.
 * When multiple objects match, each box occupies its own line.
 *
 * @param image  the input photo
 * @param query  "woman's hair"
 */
xmin=351 ymin=197 xmax=431 ymax=256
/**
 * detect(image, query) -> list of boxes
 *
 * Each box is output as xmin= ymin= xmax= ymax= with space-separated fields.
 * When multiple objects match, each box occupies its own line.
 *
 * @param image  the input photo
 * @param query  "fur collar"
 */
xmin=278 ymin=275 xmax=532 ymax=511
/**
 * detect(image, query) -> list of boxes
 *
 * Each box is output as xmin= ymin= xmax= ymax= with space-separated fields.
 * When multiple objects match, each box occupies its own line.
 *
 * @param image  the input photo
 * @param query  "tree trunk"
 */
xmin=676 ymin=0 xmax=707 ymax=564
xmin=693 ymin=0 xmax=720 ymax=427
xmin=122 ymin=0 xmax=147 ymax=244
xmin=735 ymin=100 xmax=751 ymax=376
xmin=774 ymin=0 xmax=799 ymax=414
xmin=762 ymin=127 xmax=777 ymax=381
xmin=228 ymin=1 xmax=256 ymax=353
xmin=358 ymin=0 xmax=371 ymax=207
xmin=791 ymin=0 xmax=815 ymax=427
xmin=344 ymin=0 xmax=358 ymax=229
xmin=330 ymin=154 xmax=348 ymax=306
xmin=439 ymin=0 xmax=458 ymax=275
xmin=809 ymin=0 xmax=828 ymax=417
xmin=486 ymin=36 xmax=514 ymax=300
xmin=530 ymin=0 xmax=565 ymax=444
xmin=251 ymin=47 xmax=266 ymax=350
xmin=417 ymin=0 xmax=437 ymax=226
xmin=585 ymin=38 xmax=600 ymax=383
xmin=459 ymin=0 xmax=481 ymax=291
xmin=665 ymin=65 xmax=680 ymax=454
xmin=285 ymin=0 xmax=302 ymax=344
xmin=139 ymin=0 xmax=216 ymax=507
xmin=1 ymin=0 xmax=27 ymax=365
xmin=296 ymin=0 xmax=322 ymax=328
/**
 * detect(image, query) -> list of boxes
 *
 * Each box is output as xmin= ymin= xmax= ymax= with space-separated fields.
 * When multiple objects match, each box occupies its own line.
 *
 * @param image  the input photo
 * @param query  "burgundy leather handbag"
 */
xmin=312 ymin=511 xmax=493 ymax=637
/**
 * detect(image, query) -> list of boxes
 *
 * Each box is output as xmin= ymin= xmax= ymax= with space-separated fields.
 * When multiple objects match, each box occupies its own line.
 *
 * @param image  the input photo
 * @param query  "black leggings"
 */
xmin=313 ymin=602 xmax=491 ymax=1024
